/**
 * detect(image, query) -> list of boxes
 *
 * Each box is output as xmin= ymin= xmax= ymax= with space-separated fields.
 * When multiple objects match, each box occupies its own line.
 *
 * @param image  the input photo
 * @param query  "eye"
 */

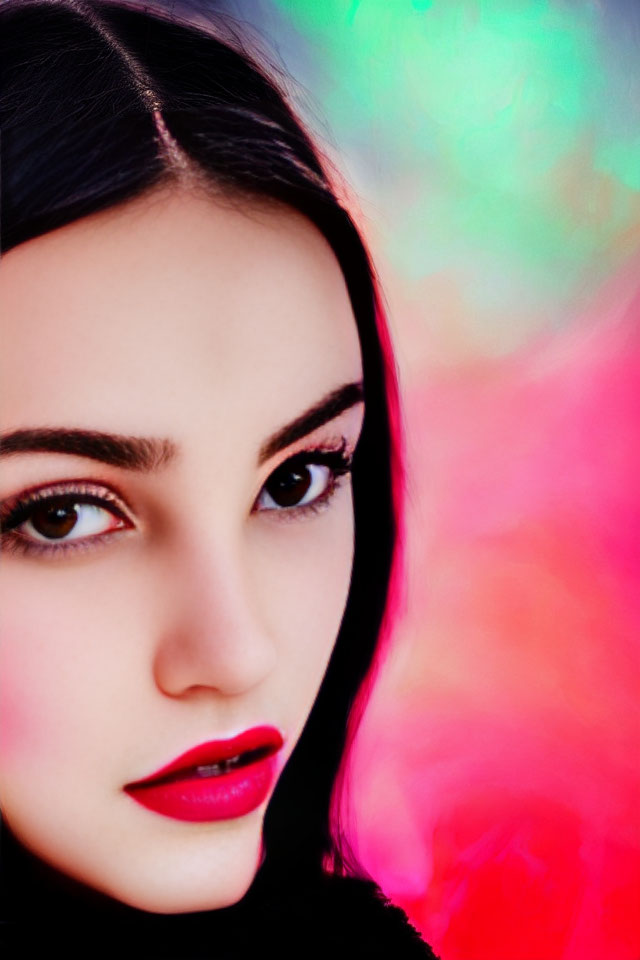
xmin=254 ymin=442 xmax=353 ymax=515
xmin=18 ymin=497 xmax=123 ymax=542
xmin=0 ymin=483 xmax=133 ymax=558
xmin=257 ymin=462 xmax=331 ymax=511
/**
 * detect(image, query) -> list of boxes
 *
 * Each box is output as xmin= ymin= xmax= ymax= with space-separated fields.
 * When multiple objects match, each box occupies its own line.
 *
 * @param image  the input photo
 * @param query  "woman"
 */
xmin=0 ymin=0 xmax=438 ymax=954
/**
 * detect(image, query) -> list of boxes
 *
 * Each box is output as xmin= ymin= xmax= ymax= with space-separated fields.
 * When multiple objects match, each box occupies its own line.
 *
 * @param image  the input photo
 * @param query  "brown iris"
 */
xmin=264 ymin=463 xmax=313 ymax=508
xmin=30 ymin=498 xmax=79 ymax=539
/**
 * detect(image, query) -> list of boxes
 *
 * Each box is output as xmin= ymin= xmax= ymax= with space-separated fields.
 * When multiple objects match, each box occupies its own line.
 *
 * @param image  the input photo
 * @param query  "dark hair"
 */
xmin=0 ymin=0 xmax=405 ymax=910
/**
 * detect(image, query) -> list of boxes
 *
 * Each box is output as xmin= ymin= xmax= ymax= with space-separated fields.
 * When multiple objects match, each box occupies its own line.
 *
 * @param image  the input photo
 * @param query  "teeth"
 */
xmin=195 ymin=755 xmax=241 ymax=778
xmin=196 ymin=763 xmax=224 ymax=778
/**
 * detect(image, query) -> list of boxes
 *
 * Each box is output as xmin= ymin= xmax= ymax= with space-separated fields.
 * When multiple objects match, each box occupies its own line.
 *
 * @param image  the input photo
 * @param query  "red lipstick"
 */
xmin=124 ymin=725 xmax=284 ymax=823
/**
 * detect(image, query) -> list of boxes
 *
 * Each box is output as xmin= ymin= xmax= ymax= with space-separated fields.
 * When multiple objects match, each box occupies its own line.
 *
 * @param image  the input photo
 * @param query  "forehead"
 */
xmin=0 ymin=187 xmax=362 ymax=445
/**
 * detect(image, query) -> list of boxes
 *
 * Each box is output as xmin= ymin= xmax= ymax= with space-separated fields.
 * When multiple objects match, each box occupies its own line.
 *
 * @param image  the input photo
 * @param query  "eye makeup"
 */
xmin=0 ymin=479 xmax=135 ymax=559
xmin=0 ymin=436 xmax=357 ymax=560
xmin=253 ymin=437 xmax=354 ymax=523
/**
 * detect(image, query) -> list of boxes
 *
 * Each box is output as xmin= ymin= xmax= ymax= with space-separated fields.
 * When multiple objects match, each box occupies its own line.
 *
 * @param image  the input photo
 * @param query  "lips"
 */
xmin=124 ymin=725 xmax=284 ymax=823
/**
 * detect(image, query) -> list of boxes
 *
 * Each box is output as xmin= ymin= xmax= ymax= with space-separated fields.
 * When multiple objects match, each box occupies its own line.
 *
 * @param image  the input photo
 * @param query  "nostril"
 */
xmin=152 ymin=618 xmax=277 ymax=699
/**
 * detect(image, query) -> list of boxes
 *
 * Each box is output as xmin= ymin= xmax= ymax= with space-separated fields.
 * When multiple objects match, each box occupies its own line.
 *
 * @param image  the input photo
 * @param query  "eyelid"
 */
xmin=260 ymin=430 xmax=355 ymax=471
xmin=252 ymin=435 xmax=355 ymax=520
xmin=0 ymin=480 xmax=136 ymax=559
xmin=0 ymin=479 xmax=134 ymax=529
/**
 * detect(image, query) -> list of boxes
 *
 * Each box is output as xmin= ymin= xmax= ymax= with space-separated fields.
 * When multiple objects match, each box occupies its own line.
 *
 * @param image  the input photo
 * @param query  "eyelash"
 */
xmin=0 ymin=439 xmax=354 ymax=560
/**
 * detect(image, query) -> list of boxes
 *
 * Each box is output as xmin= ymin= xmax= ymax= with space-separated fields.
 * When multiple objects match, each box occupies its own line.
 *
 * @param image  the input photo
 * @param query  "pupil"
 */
xmin=267 ymin=465 xmax=311 ymax=507
xmin=31 ymin=500 xmax=79 ymax=539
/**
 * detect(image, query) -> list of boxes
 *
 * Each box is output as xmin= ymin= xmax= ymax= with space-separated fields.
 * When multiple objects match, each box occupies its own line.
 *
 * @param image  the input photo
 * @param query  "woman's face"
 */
xmin=0 ymin=186 xmax=365 ymax=913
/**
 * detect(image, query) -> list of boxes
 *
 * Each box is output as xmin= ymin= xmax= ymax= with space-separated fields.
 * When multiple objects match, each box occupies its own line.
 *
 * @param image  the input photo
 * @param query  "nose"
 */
xmin=152 ymin=534 xmax=277 ymax=699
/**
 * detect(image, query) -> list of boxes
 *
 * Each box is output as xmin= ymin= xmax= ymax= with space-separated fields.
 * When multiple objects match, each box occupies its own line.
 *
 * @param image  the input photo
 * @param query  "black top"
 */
xmin=0 ymin=825 xmax=439 ymax=958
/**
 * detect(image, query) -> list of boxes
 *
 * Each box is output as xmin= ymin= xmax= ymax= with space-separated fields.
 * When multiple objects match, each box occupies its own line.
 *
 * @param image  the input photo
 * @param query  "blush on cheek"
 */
xmin=0 ymin=646 xmax=48 ymax=762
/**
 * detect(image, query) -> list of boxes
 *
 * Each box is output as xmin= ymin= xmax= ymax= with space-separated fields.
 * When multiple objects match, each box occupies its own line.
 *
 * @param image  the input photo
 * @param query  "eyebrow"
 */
xmin=0 ymin=429 xmax=175 ymax=472
xmin=0 ymin=380 xmax=364 ymax=472
xmin=257 ymin=380 xmax=363 ymax=465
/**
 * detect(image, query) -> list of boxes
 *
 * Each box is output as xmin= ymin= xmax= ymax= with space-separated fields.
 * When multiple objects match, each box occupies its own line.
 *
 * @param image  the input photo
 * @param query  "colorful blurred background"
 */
xmin=183 ymin=2 xmax=639 ymax=957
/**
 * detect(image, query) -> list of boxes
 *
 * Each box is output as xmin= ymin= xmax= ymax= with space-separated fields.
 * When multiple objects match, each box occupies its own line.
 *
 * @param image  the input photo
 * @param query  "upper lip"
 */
xmin=125 ymin=725 xmax=284 ymax=788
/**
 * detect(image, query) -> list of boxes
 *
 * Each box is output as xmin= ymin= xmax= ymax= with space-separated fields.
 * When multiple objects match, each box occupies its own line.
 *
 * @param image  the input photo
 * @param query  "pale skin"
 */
xmin=0 ymin=186 xmax=365 ymax=913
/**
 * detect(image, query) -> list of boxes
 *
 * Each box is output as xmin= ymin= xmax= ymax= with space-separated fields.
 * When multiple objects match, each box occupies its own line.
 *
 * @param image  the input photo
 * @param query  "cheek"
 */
xmin=0 ymin=612 xmax=76 ymax=767
xmin=0 ymin=643 xmax=41 ymax=761
xmin=250 ymin=489 xmax=355 ymax=701
xmin=0 ymin=570 xmax=124 ymax=773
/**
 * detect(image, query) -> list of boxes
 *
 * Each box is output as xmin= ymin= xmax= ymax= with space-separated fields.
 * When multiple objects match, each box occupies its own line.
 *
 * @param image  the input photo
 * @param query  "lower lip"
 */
xmin=125 ymin=753 xmax=279 ymax=823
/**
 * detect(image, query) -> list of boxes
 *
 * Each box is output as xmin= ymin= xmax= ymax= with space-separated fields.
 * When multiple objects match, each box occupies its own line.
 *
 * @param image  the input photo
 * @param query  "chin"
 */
xmin=126 ymin=869 xmax=257 ymax=916
xmin=96 ymin=827 xmax=265 ymax=916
